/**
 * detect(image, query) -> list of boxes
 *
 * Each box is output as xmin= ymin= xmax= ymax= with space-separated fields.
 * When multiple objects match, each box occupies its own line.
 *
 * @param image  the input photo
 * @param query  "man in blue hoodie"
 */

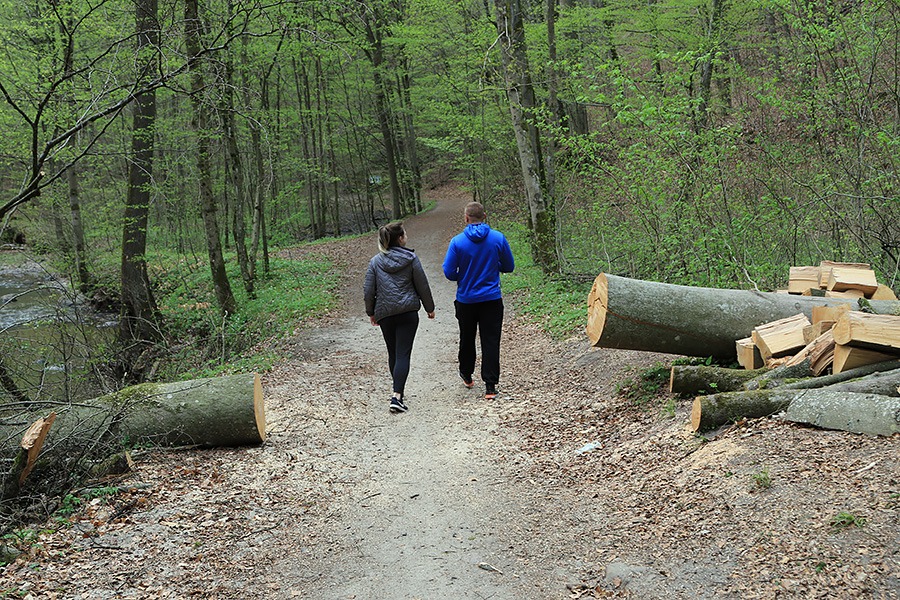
xmin=442 ymin=201 xmax=515 ymax=400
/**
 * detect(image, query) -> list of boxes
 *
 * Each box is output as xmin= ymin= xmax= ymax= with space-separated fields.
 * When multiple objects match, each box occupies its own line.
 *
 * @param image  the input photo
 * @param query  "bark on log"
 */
xmin=782 ymin=360 xmax=900 ymax=390
xmin=798 ymin=368 xmax=900 ymax=397
xmin=691 ymin=389 xmax=796 ymax=432
xmin=586 ymin=273 xmax=900 ymax=359
xmin=743 ymin=358 xmax=813 ymax=390
xmin=669 ymin=365 xmax=766 ymax=395
xmin=781 ymin=392 xmax=900 ymax=436
xmin=0 ymin=373 xmax=265 ymax=453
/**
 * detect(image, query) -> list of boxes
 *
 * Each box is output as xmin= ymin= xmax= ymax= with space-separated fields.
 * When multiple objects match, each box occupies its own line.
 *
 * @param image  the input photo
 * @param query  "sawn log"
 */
xmin=586 ymin=273 xmax=900 ymax=359
xmin=0 ymin=373 xmax=266 ymax=453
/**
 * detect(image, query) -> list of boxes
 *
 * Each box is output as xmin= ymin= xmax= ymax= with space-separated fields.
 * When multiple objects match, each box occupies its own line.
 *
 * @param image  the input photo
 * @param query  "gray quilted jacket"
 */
xmin=364 ymin=247 xmax=435 ymax=323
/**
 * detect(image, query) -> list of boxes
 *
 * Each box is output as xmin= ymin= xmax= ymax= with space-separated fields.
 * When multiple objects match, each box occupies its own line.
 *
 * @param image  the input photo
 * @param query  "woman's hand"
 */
xmin=427 ymin=311 xmax=435 ymax=319
xmin=370 ymin=315 xmax=378 ymax=326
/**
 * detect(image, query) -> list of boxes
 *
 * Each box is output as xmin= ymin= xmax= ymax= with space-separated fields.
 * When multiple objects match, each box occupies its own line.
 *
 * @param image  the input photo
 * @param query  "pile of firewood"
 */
xmin=586 ymin=268 xmax=900 ymax=437
xmin=737 ymin=260 xmax=900 ymax=375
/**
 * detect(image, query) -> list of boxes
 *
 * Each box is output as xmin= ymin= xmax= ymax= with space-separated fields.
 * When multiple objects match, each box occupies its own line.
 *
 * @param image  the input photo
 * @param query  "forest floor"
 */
xmin=1 ymin=186 xmax=898 ymax=599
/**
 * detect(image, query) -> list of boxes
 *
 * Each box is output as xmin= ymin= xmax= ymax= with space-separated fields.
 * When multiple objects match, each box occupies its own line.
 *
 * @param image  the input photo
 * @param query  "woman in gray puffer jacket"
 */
xmin=364 ymin=221 xmax=436 ymax=414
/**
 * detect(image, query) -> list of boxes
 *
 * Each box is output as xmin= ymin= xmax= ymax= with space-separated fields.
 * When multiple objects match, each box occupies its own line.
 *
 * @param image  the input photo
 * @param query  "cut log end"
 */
xmin=690 ymin=397 xmax=703 ymax=432
xmin=586 ymin=273 xmax=609 ymax=347
xmin=253 ymin=373 xmax=266 ymax=442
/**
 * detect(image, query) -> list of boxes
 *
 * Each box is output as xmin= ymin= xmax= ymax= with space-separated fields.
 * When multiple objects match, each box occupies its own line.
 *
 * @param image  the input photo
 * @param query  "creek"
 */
xmin=0 ymin=256 xmax=116 ymax=403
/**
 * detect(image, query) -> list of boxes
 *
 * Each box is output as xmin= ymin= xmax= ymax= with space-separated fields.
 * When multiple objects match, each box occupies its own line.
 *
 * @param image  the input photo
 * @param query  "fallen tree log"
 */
xmin=586 ymin=273 xmax=900 ymax=359
xmin=782 ymin=360 xmax=900 ymax=390
xmin=794 ymin=368 xmax=900 ymax=397
xmin=743 ymin=358 xmax=813 ymax=390
xmin=669 ymin=365 xmax=767 ymax=395
xmin=0 ymin=373 xmax=266 ymax=452
xmin=781 ymin=392 xmax=900 ymax=436
xmin=691 ymin=389 xmax=796 ymax=432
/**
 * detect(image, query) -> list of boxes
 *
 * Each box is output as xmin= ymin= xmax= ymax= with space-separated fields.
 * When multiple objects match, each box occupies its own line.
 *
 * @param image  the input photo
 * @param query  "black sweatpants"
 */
xmin=378 ymin=310 xmax=420 ymax=397
xmin=454 ymin=298 xmax=504 ymax=386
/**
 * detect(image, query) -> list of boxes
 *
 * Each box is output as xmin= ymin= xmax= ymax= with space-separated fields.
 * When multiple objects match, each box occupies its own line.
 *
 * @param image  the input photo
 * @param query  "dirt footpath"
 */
xmin=1 ymin=187 xmax=897 ymax=599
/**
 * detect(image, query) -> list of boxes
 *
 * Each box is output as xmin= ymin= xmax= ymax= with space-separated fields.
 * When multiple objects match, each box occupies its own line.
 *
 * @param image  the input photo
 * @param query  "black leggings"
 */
xmin=379 ymin=310 xmax=420 ymax=397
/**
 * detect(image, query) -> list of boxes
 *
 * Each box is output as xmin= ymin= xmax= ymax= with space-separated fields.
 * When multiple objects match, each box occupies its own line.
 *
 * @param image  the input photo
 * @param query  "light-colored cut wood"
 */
xmin=825 ymin=289 xmax=865 ymax=299
xmin=788 ymin=266 xmax=820 ymax=294
xmin=826 ymin=267 xmax=878 ymax=296
xmin=833 ymin=344 xmax=899 ymax=374
xmin=736 ymin=337 xmax=763 ymax=370
xmin=803 ymin=321 xmax=834 ymax=344
xmin=785 ymin=330 xmax=834 ymax=376
xmin=812 ymin=304 xmax=851 ymax=325
xmin=751 ymin=313 xmax=812 ymax=361
xmin=819 ymin=260 xmax=870 ymax=288
xmin=833 ymin=312 xmax=900 ymax=352
xmin=871 ymin=285 xmax=898 ymax=301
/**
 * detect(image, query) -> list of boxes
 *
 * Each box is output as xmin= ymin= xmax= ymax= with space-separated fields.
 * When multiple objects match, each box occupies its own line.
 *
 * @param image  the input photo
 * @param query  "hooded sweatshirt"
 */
xmin=364 ymin=246 xmax=435 ymax=323
xmin=442 ymin=222 xmax=515 ymax=304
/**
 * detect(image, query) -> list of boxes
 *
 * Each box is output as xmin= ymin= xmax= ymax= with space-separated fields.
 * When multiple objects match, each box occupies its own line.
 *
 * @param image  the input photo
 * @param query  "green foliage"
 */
xmin=830 ymin=511 xmax=867 ymax=532
xmin=752 ymin=467 xmax=772 ymax=490
xmin=150 ymin=249 xmax=338 ymax=379
xmin=616 ymin=362 xmax=671 ymax=407
xmin=500 ymin=221 xmax=589 ymax=339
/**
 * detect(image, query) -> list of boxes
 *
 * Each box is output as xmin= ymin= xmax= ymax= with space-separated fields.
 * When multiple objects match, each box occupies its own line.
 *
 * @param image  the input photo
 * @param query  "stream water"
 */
xmin=0 ymin=257 xmax=115 ymax=402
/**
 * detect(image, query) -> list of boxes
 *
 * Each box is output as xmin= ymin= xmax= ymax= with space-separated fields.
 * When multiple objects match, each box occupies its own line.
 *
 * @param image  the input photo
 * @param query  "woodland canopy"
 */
xmin=0 ymin=0 xmax=898 ymax=371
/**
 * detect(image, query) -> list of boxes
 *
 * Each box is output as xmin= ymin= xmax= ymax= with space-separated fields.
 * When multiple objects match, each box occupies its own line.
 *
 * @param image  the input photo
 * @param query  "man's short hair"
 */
xmin=465 ymin=202 xmax=486 ymax=221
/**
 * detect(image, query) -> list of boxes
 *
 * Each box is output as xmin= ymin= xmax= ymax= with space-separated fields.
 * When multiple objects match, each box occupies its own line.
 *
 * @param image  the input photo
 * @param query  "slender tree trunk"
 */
xmin=67 ymin=166 xmax=93 ymax=292
xmin=363 ymin=10 xmax=403 ymax=220
xmin=695 ymin=0 xmax=727 ymax=132
xmin=119 ymin=0 xmax=161 ymax=370
xmin=495 ymin=0 xmax=558 ymax=272
xmin=185 ymin=0 xmax=237 ymax=318
xmin=221 ymin=0 xmax=253 ymax=297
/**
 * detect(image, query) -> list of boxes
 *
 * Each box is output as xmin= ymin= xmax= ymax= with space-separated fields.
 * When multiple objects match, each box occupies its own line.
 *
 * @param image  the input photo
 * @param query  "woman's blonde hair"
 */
xmin=378 ymin=221 xmax=405 ymax=253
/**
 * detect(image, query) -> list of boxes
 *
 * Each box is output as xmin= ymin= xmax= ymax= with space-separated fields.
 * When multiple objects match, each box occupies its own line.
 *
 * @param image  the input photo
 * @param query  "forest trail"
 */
xmin=267 ymin=188 xmax=574 ymax=598
xmin=1 ymin=187 xmax=897 ymax=599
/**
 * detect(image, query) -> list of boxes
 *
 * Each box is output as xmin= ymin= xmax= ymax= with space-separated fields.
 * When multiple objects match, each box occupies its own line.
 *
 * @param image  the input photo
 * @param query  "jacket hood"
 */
xmin=464 ymin=222 xmax=491 ymax=243
xmin=378 ymin=246 xmax=416 ymax=273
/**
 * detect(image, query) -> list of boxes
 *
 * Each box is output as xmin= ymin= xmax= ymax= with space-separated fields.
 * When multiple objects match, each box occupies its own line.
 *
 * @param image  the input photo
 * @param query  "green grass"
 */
xmin=146 ymin=248 xmax=339 ymax=379
xmin=500 ymin=221 xmax=590 ymax=339
xmin=830 ymin=511 xmax=867 ymax=531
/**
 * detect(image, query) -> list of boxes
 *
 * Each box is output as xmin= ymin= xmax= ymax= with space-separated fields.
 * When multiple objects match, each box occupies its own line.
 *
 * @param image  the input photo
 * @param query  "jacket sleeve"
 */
xmin=412 ymin=257 xmax=435 ymax=313
xmin=499 ymin=236 xmax=515 ymax=273
xmin=442 ymin=240 xmax=459 ymax=281
xmin=363 ymin=260 xmax=377 ymax=316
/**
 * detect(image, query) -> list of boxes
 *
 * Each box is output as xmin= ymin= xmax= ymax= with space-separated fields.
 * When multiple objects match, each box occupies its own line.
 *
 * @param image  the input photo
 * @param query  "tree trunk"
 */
xmin=669 ymin=365 xmax=766 ymax=395
xmin=496 ymin=0 xmax=558 ymax=273
xmin=67 ymin=165 xmax=93 ymax=293
xmin=119 ymin=0 xmax=161 ymax=368
xmin=782 ymin=360 xmax=900 ymax=391
xmin=185 ymin=0 xmax=237 ymax=317
xmin=587 ymin=273 xmax=900 ymax=359
xmin=221 ymin=0 xmax=254 ymax=298
xmin=782 ymin=391 xmax=900 ymax=436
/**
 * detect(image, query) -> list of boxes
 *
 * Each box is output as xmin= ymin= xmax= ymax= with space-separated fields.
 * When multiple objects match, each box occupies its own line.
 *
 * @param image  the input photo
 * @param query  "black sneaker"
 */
xmin=484 ymin=384 xmax=497 ymax=400
xmin=389 ymin=397 xmax=408 ymax=413
xmin=459 ymin=371 xmax=475 ymax=389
